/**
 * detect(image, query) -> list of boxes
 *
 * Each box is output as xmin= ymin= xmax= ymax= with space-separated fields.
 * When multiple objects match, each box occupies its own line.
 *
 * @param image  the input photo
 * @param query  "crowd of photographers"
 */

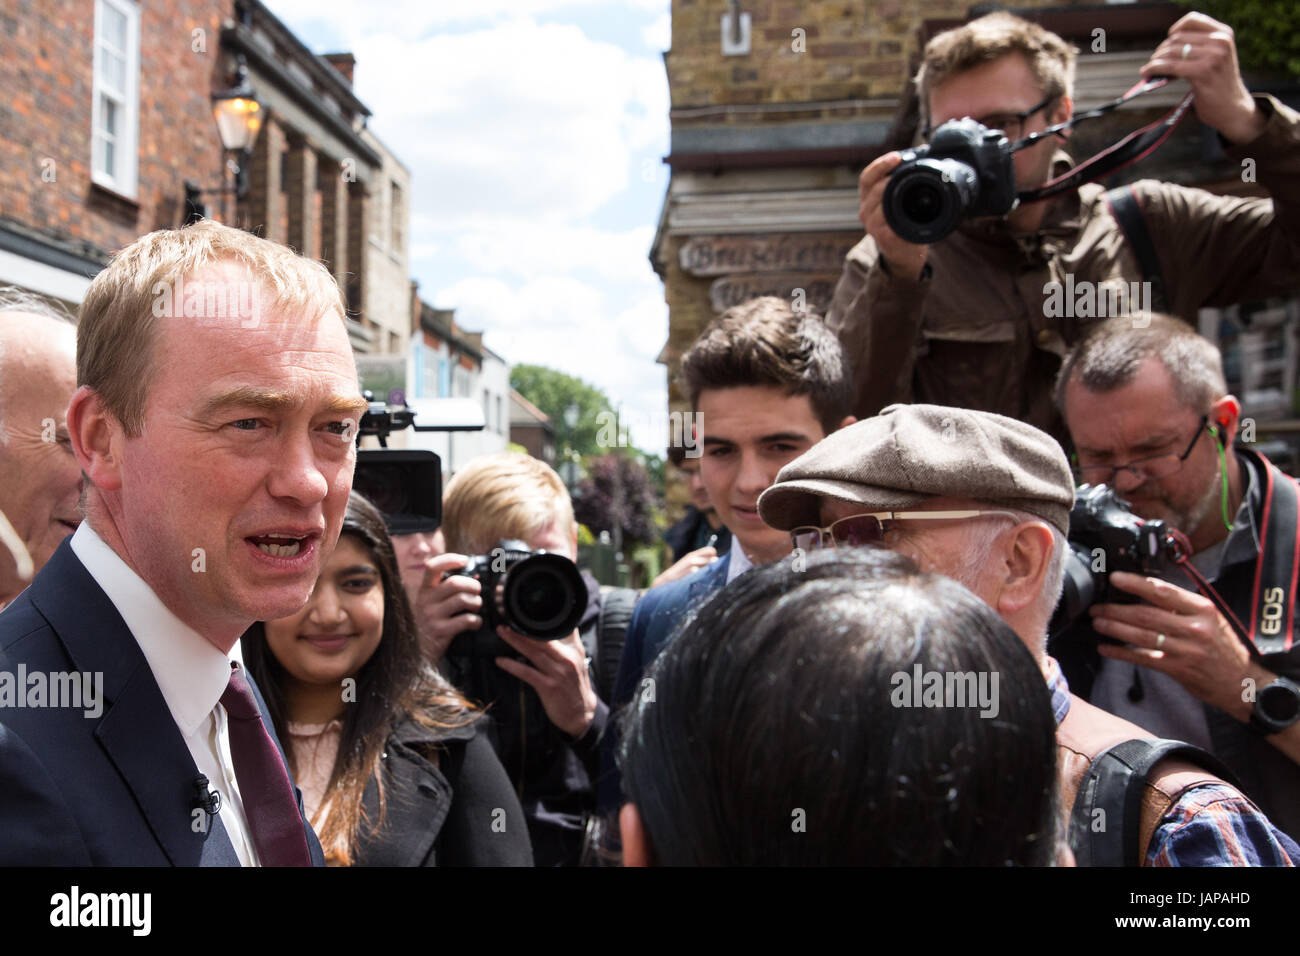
xmin=2 ymin=7 xmax=1300 ymax=866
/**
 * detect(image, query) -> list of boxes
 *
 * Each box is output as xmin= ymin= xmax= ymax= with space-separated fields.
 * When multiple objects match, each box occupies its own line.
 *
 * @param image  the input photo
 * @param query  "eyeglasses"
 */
xmin=921 ymin=92 xmax=1058 ymax=141
xmin=790 ymin=510 xmax=1019 ymax=552
xmin=1073 ymin=416 xmax=1209 ymax=486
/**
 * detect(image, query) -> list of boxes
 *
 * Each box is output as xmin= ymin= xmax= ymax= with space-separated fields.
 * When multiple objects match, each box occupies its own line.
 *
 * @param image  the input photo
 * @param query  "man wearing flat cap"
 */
xmin=759 ymin=404 xmax=1299 ymax=867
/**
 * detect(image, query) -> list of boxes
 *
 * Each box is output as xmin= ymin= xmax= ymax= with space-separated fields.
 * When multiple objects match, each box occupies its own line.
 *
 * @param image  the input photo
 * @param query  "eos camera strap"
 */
xmin=1171 ymin=449 xmax=1300 ymax=655
xmin=1011 ymin=78 xmax=1196 ymax=203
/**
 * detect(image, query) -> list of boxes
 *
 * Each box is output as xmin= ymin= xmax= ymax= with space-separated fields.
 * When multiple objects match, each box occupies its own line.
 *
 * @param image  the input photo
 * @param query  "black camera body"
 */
xmin=883 ymin=118 xmax=1018 ymax=244
xmin=1049 ymin=484 xmax=1178 ymax=639
xmin=445 ymin=539 xmax=587 ymax=659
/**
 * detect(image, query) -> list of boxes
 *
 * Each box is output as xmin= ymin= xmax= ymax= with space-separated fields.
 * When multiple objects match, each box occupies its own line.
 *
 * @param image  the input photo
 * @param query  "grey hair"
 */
xmin=0 ymin=286 xmax=75 ymax=326
xmin=0 ymin=287 xmax=77 ymax=445
xmin=1054 ymin=313 xmax=1227 ymax=414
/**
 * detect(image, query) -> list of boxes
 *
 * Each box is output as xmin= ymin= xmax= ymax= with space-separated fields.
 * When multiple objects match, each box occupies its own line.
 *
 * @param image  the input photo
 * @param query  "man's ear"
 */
xmin=837 ymin=414 xmax=857 ymax=432
xmin=1209 ymin=395 xmax=1243 ymax=444
xmin=66 ymin=385 xmax=124 ymax=493
xmin=619 ymin=803 xmax=654 ymax=867
xmin=995 ymin=521 xmax=1055 ymax=618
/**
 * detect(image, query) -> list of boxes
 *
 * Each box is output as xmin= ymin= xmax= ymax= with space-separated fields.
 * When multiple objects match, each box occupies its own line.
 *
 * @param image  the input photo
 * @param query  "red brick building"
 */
xmin=0 ymin=0 xmax=409 ymax=359
xmin=1 ymin=0 xmax=228 ymax=304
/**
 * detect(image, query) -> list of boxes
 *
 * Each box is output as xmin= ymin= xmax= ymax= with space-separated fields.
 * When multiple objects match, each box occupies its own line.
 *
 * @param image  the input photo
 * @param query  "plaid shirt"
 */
xmin=1047 ymin=658 xmax=1299 ymax=867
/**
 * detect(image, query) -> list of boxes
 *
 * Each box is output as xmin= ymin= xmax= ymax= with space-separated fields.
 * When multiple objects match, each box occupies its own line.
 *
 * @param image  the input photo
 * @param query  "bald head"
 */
xmin=0 ymin=300 xmax=81 ymax=602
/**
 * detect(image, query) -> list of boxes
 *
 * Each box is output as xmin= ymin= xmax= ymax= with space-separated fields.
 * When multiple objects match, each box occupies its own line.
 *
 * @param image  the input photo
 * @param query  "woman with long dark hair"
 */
xmin=242 ymin=491 xmax=532 ymax=866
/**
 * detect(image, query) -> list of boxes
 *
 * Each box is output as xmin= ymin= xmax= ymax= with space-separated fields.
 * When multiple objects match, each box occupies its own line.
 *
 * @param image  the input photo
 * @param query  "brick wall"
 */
xmin=667 ymin=0 xmax=1063 ymax=124
xmin=0 ymin=0 xmax=228 ymax=256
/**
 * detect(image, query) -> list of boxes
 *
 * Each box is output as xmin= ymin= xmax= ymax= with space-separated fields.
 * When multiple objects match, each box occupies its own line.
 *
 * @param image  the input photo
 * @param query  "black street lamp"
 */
xmin=184 ymin=59 xmax=263 ymax=224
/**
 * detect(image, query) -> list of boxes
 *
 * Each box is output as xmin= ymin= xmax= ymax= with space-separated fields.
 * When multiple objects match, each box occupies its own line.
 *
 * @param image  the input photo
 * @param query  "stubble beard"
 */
xmin=1169 ymin=462 xmax=1226 ymax=546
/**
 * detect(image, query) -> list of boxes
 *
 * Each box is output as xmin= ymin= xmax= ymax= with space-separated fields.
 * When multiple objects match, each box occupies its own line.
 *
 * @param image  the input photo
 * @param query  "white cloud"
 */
xmin=352 ymin=20 xmax=667 ymax=226
xmin=265 ymin=0 xmax=667 ymax=38
xmin=445 ymin=221 xmax=659 ymax=286
xmin=260 ymin=1 xmax=673 ymax=451
xmin=642 ymin=12 xmax=671 ymax=51
xmin=433 ymin=275 xmax=668 ymax=451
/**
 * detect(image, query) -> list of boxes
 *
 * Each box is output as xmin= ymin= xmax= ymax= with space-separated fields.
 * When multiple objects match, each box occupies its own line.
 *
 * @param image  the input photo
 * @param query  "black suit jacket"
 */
xmin=0 ymin=538 xmax=324 ymax=865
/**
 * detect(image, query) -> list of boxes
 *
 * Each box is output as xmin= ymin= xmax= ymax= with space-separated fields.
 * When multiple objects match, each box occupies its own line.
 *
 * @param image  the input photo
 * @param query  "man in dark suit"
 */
xmin=0 ymin=220 xmax=367 ymax=865
xmin=597 ymin=296 xmax=855 ymax=814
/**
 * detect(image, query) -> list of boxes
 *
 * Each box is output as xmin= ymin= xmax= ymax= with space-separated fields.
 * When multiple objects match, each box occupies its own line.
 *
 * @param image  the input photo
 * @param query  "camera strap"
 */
xmin=1012 ymin=78 xmax=1196 ymax=204
xmin=1169 ymin=450 xmax=1300 ymax=655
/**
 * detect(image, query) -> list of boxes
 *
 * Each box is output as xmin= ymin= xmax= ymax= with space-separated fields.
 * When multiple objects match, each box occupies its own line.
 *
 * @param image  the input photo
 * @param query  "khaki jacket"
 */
xmin=826 ymin=94 xmax=1300 ymax=445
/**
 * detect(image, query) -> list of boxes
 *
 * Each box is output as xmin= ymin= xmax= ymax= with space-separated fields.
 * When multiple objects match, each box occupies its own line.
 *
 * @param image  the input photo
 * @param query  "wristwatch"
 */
xmin=1250 ymin=676 xmax=1300 ymax=735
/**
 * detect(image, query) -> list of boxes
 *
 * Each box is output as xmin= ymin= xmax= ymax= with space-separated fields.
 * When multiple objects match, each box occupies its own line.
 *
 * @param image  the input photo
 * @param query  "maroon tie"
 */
xmin=220 ymin=663 xmax=313 ymax=866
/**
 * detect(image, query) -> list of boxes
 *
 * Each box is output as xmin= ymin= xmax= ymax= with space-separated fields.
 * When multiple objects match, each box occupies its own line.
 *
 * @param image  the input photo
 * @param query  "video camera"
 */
xmin=1048 ymin=484 xmax=1183 ymax=640
xmin=352 ymin=391 xmax=485 ymax=535
xmin=883 ymin=118 xmax=1018 ymax=244
xmin=444 ymin=540 xmax=588 ymax=659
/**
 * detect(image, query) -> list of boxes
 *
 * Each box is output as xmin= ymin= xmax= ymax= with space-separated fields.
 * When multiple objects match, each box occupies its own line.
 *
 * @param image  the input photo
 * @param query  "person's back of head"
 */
xmin=618 ymin=547 xmax=1061 ymax=865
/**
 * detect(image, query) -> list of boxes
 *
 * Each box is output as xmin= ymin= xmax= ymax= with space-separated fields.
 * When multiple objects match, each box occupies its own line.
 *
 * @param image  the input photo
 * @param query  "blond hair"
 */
xmin=77 ymin=219 xmax=347 ymax=436
xmin=442 ymin=452 xmax=576 ymax=554
xmin=915 ymin=12 xmax=1077 ymax=132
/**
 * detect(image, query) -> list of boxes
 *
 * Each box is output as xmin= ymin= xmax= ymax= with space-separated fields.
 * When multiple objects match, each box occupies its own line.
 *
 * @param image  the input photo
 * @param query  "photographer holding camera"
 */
xmin=1052 ymin=315 xmax=1300 ymax=841
xmin=828 ymin=10 xmax=1300 ymax=442
xmin=400 ymin=451 xmax=607 ymax=866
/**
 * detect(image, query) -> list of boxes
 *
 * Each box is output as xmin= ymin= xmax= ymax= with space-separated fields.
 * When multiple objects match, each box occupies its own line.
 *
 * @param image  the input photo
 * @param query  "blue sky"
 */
xmin=263 ymin=0 xmax=672 ymax=451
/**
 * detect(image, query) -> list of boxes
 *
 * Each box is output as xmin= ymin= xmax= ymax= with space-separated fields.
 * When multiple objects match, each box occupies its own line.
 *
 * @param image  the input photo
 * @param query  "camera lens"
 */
xmin=501 ymin=553 xmax=586 ymax=639
xmin=900 ymin=181 xmax=944 ymax=225
xmin=883 ymin=158 xmax=978 ymax=244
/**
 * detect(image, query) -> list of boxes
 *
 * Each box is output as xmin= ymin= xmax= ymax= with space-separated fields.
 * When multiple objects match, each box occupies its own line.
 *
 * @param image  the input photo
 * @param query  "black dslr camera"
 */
xmin=883 ymin=118 xmax=1017 ymax=244
xmin=445 ymin=540 xmax=587 ymax=659
xmin=1048 ymin=484 xmax=1181 ymax=640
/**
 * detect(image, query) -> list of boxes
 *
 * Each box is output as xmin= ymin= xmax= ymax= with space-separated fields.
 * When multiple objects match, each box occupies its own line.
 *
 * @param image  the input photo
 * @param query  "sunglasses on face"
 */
xmin=790 ymin=510 xmax=1020 ymax=551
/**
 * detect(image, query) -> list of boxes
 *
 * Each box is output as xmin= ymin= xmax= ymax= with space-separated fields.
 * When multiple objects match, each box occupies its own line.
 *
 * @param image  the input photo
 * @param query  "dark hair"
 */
xmin=242 ymin=490 xmax=478 ymax=865
xmin=1053 ymin=313 xmax=1226 ymax=414
xmin=679 ymin=296 xmax=852 ymax=435
xmin=618 ymin=547 xmax=1060 ymax=866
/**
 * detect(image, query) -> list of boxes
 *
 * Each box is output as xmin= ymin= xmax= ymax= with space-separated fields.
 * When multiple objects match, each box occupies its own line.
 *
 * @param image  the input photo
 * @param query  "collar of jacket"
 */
xmin=956 ymin=149 xmax=1083 ymax=247
xmin=387 ymin=712 xmax=480 ymax=749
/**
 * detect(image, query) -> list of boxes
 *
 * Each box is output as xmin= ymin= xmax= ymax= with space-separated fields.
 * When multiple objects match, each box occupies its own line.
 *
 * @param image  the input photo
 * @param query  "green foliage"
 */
xmin=639 ymin=450 xmax=667 ymax=500
xmin=1174 ymin=1 xmax=1300 ymax=78
xmin=510 ymin=364 xmax=615 ymax=460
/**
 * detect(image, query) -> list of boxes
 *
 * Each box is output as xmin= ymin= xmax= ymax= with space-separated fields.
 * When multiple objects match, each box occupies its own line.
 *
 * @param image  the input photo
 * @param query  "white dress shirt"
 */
xmin=725 ymin=537 xmax=754 ymax=584
xmin=71 ymin=522 xmax=261 ymax=866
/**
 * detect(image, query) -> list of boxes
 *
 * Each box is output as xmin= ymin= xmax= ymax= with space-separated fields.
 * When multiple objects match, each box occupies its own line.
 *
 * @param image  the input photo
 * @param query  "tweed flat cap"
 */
xmin=757 ymin=404 xmax=1075 ymax=535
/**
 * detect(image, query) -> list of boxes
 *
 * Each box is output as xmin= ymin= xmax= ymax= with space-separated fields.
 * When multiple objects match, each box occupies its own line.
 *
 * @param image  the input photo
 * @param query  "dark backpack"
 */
xmin=594 ymin=586 xmax=640 ymax=703
xmin=1069 ymin=737 xmax=1242 ymax=866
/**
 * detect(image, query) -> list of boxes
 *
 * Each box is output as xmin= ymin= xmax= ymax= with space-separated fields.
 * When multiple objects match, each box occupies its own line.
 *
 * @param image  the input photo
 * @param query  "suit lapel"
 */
xmin=30 ymin=539 xmax=239 ymax=866
xmin=94 ymin=665 xmax=218 ymax=865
